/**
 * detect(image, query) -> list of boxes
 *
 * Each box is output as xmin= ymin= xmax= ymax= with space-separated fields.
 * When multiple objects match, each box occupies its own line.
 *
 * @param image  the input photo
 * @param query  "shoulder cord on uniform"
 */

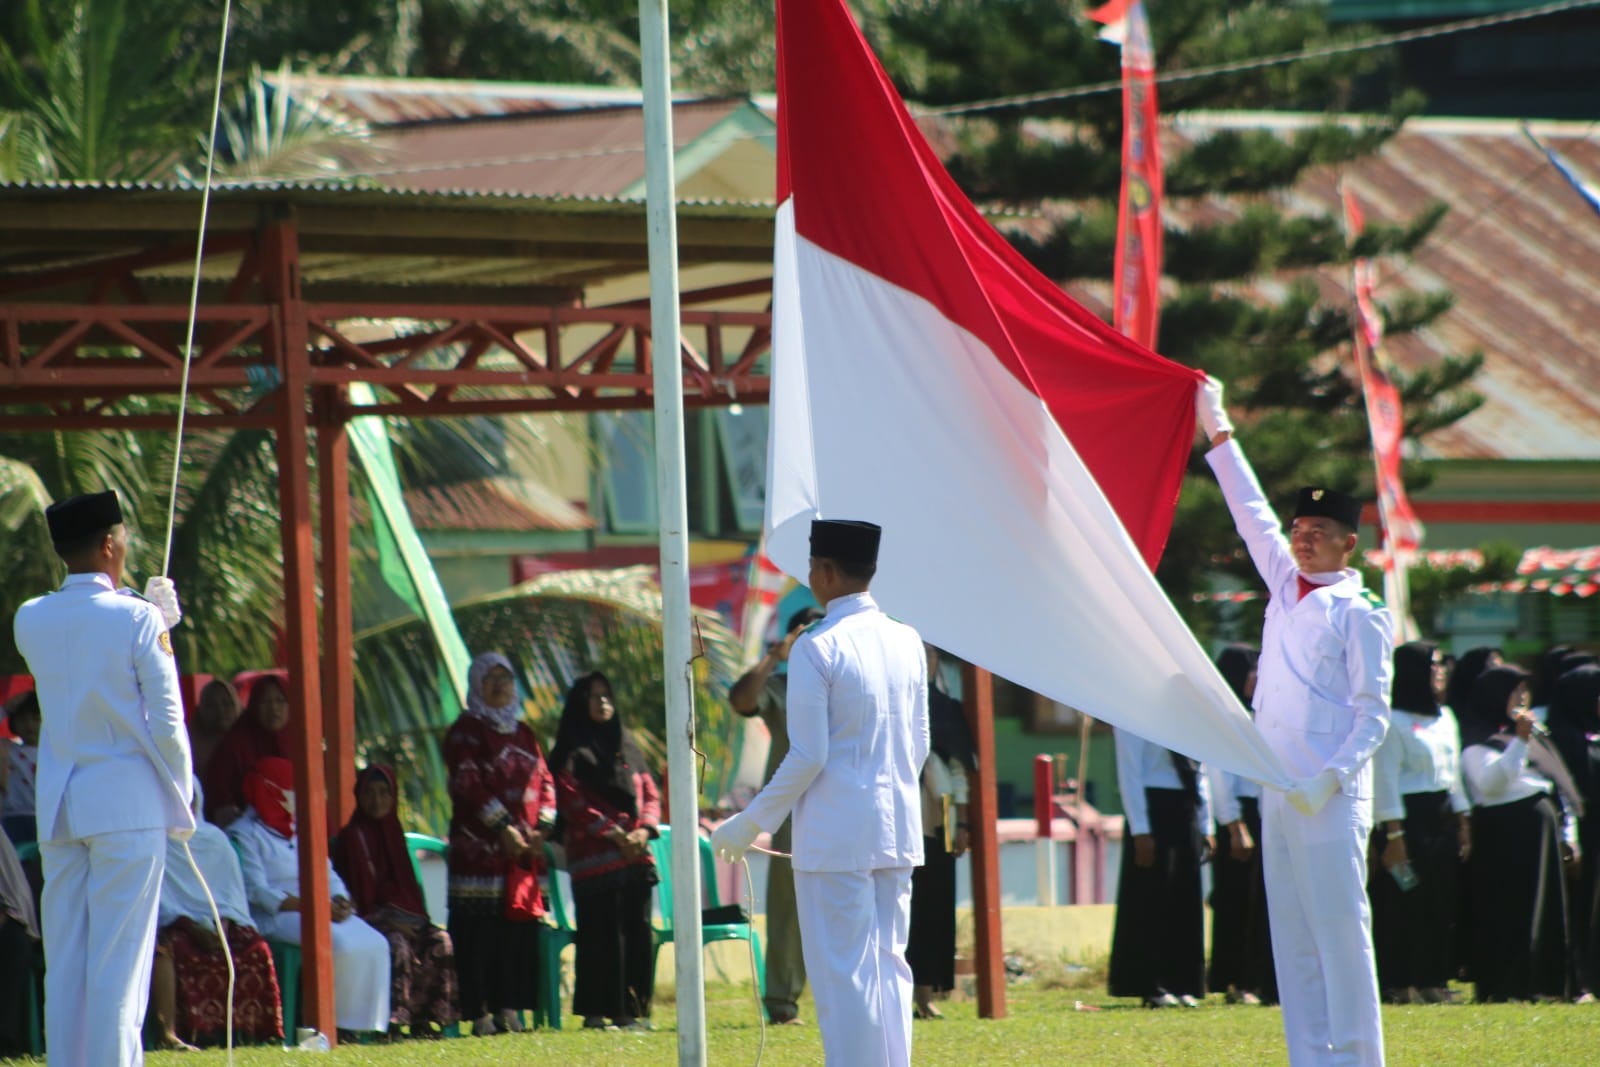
xmin=164 ymin=2 xmax=238 ymax=1062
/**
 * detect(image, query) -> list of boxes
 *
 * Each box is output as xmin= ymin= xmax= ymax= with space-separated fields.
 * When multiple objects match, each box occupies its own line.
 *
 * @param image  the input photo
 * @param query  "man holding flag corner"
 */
xmin=1198 ymin=378 xmax=1392 ymax=1067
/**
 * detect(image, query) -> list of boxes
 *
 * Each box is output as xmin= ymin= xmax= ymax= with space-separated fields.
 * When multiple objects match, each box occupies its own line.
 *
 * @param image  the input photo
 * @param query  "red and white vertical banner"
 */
xmin=1342 ymin=188 xmax=1424 ymax=639
xmin=738 ymin=539 xmax=790 ymax=664
xmin=1089 ymin=0 xmax=1164 ymax=349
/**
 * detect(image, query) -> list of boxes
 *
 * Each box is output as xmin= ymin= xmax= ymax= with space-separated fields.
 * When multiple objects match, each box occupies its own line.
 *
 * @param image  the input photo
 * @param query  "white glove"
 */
xmin=710 ymin=811 xmax=760 ymax=864
xmin=1286 ymin=770 xmax=1340 ymax=817
xmin=1196 ymin=376 xmax=1234 ymax=439
xmin=144 ymin=576 xmax=183 ymax=630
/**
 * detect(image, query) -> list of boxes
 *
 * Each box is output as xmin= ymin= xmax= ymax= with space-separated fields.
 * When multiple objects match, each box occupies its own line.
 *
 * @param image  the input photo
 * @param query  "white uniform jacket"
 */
xmin=1207 ymin=442 xmax=1393 ymax=797
xmin=13 ymin=572 xmax=194 ymax=840
xmin=743 ymin=592 xmax=930 ymax=873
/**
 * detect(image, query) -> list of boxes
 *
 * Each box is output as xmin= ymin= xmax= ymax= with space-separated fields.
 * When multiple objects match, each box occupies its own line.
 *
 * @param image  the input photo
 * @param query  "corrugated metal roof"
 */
xmin=369 ymin=98 xmax=753 ymax=198
xmin=349 ymin=477 xmax=592 ymax=532
xmin=268 ymin=73 xmax=672 ymax=126
xmin=1021 ymin=113 xmax=1600 ymax=462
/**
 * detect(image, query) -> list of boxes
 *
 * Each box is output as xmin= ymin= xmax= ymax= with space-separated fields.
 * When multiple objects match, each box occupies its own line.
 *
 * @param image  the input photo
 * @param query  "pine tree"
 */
xmin=859 ymin=0 xmax=1483 ymax=632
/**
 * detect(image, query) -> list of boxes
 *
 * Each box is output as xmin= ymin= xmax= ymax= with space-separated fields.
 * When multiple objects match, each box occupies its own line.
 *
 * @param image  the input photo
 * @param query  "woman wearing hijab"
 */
xmin=229 ymin=756 xmax=392 ymax=1035
xmin=1546 ymin=665 xmax=1600 ymax=999
xmin=203 ymin=672 xmax=290 ymax=826
xmin=442 ymin=652 xmax=556 ymax=1037
xmin=1443 ymin=647 xmax=1501 ymax=726
xmin=906 ymin=646 xmax=977 ymax=1020
xmin=1368 ymin=641 xmax=1471 ymax=1005
xmin=188 ymin=679 xmax=242 ymax=778
xmin=334 ymin=765 xmax=459 ymax=1037
xmin=1458 ymin=665 xmax=1576 ymax=1002
xmin=550 ymin=671 xmax=660 ymax=1032
xmin=1206 ymin=644 xmax=1276 ymax=1006
xmin=152 ymin=784 xmax=282 ymax=1049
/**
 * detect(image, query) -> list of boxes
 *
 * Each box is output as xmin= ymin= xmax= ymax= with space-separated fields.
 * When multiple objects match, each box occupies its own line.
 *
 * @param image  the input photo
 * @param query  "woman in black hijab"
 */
xmin=1444 ymin=646 xmax=1501 ymax=715
xmin=1547 ymin=665 xmax=1600 ymax=998
xmin=1369 ymin=641 xmax=1469 ymax=1004
xmin=1207 ymin=645 xmax=1275 ymax=1005
xmin=906 ymin=646 xmax=977 ymax=1019
xmin=550 ymin=672 xmax=661 ymax=1030
xmin=1459 ymin=665 xmax=1573 ymax=1002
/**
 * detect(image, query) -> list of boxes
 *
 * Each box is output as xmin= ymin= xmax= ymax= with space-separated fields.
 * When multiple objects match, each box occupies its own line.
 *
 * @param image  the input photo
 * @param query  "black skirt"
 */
xmin=906 ymin=832 xmax=958 ymax=991
xmin=1370 ymin=790 xmax=1461 ymax=991
xmin=572 ymin=876 xmax=656 ymax=1021
xmin=1108 ymin=788 xmax=1205 ymax=999
xmin=1208 ymin=796 xmax=1276 ymax=1000
xmin=1468 ymin=793 xmax=1571 ymax=1002
xmin=447 ymin=908 xmax=541 ymax=1019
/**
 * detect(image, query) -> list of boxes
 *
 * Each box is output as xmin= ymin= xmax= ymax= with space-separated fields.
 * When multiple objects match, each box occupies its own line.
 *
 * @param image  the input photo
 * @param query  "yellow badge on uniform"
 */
xmin=158 ymin=631 xmax=174 ymax=657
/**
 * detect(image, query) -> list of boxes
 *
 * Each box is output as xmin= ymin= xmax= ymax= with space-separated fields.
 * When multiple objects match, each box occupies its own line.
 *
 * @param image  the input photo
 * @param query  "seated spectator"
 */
xmin=204 ymin=673 xmax=290 ymax=826
xmin=551 ymin=672 xmax=660 ymax=1032
xmin=189 ymin=679 xmax=242 ymax=778
xmin=0 ymin=830 xmax=39 ymax=1058
xmin=151 ymin=785 xmax=282 ymax=1049
xmin=335 ymin=764 xmax=458 ymax=1038
xmin=1 ymin=692 xmax=40 ymax=845
xmin=230 ymin=757 xmax=391 ymax=1036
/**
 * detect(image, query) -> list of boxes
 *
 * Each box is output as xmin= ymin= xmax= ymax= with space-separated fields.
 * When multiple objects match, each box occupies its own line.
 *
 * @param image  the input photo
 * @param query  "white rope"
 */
xmin=925 ymin=0 xmax=1600 ymax=116
xmin=738 ymin=857 xmax=767 ymax=1067
xmin=160 ymin=0 xmax=235 ymax=577
xmin=162 ymin=3 xmax=240 ymax=1061
xmin=180 ymin=837 xmax=236 ymax=1066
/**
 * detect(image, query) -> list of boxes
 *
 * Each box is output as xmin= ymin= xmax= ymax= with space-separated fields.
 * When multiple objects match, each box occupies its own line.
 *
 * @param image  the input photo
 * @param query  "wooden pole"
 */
xmin=962 ymin=663 xmax=1006 ymax=1019
xmin=316 ymin=385 xmax=356 ymax=830
xmin=263 ymin=216 xmax=337 ymax=1042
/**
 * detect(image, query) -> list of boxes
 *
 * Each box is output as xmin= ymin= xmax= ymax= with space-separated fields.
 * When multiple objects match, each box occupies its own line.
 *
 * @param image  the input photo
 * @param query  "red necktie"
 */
xmin=1297 ymin=576 xmax=1317 ymax=602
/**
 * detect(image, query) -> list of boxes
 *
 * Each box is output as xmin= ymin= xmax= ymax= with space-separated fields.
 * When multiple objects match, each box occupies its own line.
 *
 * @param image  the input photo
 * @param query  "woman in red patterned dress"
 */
xmin=550 ymin=672 xmax=661 ymax=1031
xmin=443 ymin=652 xmax=556 ymax=1036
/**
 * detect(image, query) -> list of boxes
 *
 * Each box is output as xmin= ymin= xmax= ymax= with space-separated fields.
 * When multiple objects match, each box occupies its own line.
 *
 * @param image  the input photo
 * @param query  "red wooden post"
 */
xmin=316 ymin=385 xmax=356 ymax=831
xmin=1032 ymin=755 xmax=1053 ymax=838
xmin=263 ymin=216 xmax=337 ymax=1043
xmin=962 ymin=663 xmax=1006 ymax=1019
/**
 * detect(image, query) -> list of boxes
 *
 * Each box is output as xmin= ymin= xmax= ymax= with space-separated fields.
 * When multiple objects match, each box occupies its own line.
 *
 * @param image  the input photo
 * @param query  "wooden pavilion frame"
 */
xmin=0 ymin=181 xmax=1006 ymax=1039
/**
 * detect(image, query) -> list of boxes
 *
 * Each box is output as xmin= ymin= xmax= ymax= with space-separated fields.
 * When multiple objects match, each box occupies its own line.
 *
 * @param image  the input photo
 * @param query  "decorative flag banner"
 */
xmin=1523 ymin=124 xmax=1600 ymax=220
xmin=1088 ymin=0 xmax=1165 ymax=350
xmin=767 ymin=0 xmax=1291 ymax=788
xmin=738 ymin=541 xmax=792 ymax=664
xmin=1342 ymin=189 xmax=1424 ymax=639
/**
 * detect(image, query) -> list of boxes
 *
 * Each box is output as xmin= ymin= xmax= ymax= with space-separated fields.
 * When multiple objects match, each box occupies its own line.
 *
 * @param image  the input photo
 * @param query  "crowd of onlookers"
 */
xmin=1112 ymin=640 xmax=1600 ymax=1009
xmin=0 ymin=653 xmax=665 ymax=1051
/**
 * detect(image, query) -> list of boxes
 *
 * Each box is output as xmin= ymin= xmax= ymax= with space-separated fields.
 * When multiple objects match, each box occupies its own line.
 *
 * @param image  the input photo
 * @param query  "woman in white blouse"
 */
xmin=228 ymin=756 xmax=393 ymax=1035
xmin=1458 ymin=665 xmax=1578 ymax=1002
xmin=1369 ymin=641 xmax=1471 ymax=1005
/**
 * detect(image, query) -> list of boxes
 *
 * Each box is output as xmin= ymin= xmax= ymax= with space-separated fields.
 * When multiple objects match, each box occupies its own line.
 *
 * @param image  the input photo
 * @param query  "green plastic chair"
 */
xmin=401 ymin=832 xmax=463 ymax=1037
xmin=14 ymin=841 xmax=42 ymax=1056
xmin=540 ymin=843 xmax=577 ymax=1031
xmin=648 ymin=826 xmax=766 ymax=1009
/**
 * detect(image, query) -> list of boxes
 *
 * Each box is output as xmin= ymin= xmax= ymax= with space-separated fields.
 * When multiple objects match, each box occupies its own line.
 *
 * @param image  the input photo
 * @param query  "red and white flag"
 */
xmin=766 ymin=0 xmax=1290 ymax=787
xmin=1088 ymin=0 xmax=1164 ymax=349
xmin=738 ymin=541 xmax=791 ymax=663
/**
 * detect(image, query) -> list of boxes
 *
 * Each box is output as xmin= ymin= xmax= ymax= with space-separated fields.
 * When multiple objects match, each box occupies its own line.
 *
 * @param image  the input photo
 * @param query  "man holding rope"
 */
xmin=13 ymin=491 xmax=194 ymax=1065
xmin=714 ymin=519 xmax=929 ymax=1067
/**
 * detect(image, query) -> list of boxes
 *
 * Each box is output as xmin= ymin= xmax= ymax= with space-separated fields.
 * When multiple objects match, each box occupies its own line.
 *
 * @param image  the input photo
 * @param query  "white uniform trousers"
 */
xmin=258 ymin=911 xmax=392 ymax=1032
xmin=794 ymin=867 xmax=914 ymax=1067
xmin=40 ymin=826 xmax=167 ymax=1066
xmin=1261 ymin=790 xmax=1385 ymax=1067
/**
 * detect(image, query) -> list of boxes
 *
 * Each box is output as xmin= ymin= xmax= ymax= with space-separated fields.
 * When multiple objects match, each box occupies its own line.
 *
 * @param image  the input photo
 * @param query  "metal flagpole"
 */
xmin=639 ymin=2 xmax=707 ymax=1063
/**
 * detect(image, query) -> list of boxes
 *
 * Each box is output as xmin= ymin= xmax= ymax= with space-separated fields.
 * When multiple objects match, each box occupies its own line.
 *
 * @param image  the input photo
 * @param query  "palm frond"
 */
xmin=353 ymin=566 xmax=745 ymax=835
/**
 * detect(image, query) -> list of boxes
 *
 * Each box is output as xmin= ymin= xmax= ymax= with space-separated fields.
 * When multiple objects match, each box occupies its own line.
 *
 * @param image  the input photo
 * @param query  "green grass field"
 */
xmin=8 ymin=976 xmax=1596 ymax=1066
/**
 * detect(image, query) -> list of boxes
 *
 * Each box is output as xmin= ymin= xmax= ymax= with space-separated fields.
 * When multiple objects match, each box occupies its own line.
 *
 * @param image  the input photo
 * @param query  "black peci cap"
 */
xmin=810 ymin=519 xmax=882 ymax=565
xmin=1293 ymin=487 xmax=1361 ymax=531
xmin=45 ymin=490 xmax=123 ymax=544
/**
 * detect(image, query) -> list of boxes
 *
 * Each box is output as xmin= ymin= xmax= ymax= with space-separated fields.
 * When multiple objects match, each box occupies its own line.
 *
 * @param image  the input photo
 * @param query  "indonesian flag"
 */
xmin=766 ymin=0 xmax=1291 ymax=787
xmin=1088 ymin=0 xmax=1164 ymax=350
